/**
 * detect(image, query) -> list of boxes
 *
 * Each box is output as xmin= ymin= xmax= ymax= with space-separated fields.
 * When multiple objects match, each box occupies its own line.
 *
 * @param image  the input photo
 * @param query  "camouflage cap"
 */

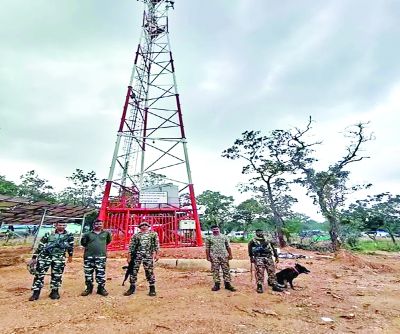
xmin=138 ymin=221 xmax=150 ymax=228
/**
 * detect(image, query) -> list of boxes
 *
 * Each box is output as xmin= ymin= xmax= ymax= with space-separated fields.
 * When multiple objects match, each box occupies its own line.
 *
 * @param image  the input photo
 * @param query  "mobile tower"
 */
xmin=99 ymin=0 xmax=202 ymax=249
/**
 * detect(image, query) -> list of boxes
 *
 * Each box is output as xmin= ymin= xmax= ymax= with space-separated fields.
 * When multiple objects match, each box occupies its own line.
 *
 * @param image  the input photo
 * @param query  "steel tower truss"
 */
xmin=99 ymin=0 xmax=202 ymax=249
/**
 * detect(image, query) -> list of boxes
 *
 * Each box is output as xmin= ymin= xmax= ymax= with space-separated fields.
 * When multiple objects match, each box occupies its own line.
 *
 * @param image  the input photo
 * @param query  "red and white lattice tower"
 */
xmin=99 ymin=0 xmax=202 ymax=249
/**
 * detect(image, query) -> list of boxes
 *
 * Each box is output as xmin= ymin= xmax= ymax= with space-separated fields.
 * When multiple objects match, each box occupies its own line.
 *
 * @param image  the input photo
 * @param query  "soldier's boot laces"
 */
xmin=29 ymin=289 xmax=40 ymax=301
xmin=272 ymin=284 xmax=284 ymax=292
xmin=148 ymin=285 xmax=156 ymax=297
xmin=256 ymin=283 xmax=263 ymax=294
xmin=81 ymin=283 xmax=93 ymax=296
xmin=49 ymin=289 xmax=60 ymax=300
xmin=224 ymin=282 xmax=236 ymax=292
xmin=211 ymin=282 xmax=220 ymax=291
xmin=97 ymin=285 xmax=109 ymax=297
xmin=124 ymin=284 xmax=136 ymax=296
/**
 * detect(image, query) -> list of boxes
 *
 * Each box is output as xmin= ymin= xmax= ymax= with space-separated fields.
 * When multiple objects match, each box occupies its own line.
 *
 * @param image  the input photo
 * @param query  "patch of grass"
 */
xmin=229 ymin=237 xmax=250 ymax=243
xmin=348 ymin=239 xmax=400 ymax=252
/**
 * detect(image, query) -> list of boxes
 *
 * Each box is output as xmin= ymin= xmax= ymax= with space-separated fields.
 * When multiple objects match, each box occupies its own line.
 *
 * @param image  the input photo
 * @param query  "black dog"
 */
xmin=276 ymin=263 xmax=310 ymax=289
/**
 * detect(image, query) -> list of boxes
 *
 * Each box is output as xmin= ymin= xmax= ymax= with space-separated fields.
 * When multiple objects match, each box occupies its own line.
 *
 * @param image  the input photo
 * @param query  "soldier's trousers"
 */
xmin=83 ymin=256 xmax=107 ymax=286
xmin=210 ymin=256 xmax=231 ymax=283
xmin=31 ymin=253 xmax=66 ymax=291
xmin=129 ymin=254 xmax=155 ymax=286
xmin=254 ymin=256 xmax=277 ymax=286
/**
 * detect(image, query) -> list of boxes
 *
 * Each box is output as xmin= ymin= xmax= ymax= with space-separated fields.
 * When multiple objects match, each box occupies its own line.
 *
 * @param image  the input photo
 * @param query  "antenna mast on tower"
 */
xmin=99 ymin=0 xmax=202 ymax=249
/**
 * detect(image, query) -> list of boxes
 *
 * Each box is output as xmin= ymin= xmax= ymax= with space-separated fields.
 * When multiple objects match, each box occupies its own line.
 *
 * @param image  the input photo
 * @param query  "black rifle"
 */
xmin=122 ymin=253 xmax=136 ymax=286
xmin=42 ymin=237 xmax=70 ymax=255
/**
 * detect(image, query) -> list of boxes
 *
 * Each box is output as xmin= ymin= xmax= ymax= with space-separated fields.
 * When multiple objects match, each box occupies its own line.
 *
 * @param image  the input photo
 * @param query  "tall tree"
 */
xmin=282 ymin=214 xmax=315 ymax=244
xmin=367 ymin=193 xmax=400 ymax=244
xmin=196 ymin=190 xmax=234 ymax=231
xmin=179 ymin=193 xmax=191 ymax=207
xmin=0 ymin=176 xmax=19 ymax=196
xmin=346 ymin=193 xmax=400 ymax=245
xmin=139 ymin=172 xmax=170 ymax=188
xmin=18 ymin=170 xmax=56 ymax=202
xmin=58 ymin=169 xmax=104 ymax=207
xmin=292 ymin=122 xmax=373 ymax=251
xmin=341 ymin=201 xmax=378 ymax=242
xmin=222 ymin=126 xmax=311 ymax=246
xmin=232 ymin=199 xmax=263 ymax=238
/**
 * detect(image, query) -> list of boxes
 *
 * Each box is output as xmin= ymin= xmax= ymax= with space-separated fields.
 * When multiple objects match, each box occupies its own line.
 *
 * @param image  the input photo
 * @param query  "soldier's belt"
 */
xmin=253 ymin=253 xmax=272 ymax=257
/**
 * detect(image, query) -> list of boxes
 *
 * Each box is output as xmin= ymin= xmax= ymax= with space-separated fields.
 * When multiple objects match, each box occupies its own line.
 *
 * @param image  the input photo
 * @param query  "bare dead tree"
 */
xmin=222 ymin=120 xmax=317 ymax=247
xmin=292 ymin=122 xmax=374 ymax=251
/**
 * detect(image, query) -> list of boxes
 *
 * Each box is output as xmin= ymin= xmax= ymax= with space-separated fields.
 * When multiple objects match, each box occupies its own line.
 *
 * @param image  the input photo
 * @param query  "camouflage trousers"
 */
xmin=254 ymin=256 xmax=277 ymax=286
xmin=31 ymin=253 xmax=66 ymax=291
xmin=83 ymin=256 xmax=107 ymax=286
xmin=129 ymin=254 xmax=155 ymax=286
xmin=210 ymin=256 xmax=231 ymax=283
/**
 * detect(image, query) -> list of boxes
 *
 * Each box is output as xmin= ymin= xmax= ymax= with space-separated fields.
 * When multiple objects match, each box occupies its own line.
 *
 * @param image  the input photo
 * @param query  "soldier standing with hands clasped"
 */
xmin=205 ymin=225 xmax=236 ymax=292
xmin=80 ymin=219 xmax=112 ymax=297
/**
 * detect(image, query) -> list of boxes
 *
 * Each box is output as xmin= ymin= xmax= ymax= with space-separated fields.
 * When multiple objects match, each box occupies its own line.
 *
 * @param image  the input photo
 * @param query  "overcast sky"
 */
xmin=1 ymin=0 xmax=399 ymax=220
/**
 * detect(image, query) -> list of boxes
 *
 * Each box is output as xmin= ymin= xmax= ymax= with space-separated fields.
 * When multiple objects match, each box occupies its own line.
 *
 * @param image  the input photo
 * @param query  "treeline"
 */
xmin=202 ymin=117 xmax=399 ymax=251
xmin=196 ymin=190 xmax=327 ymax=242
xmin=195 ymin=189 xmax=400 ymax=249
xmin=0 ymin=169 xmax=104 ymax=208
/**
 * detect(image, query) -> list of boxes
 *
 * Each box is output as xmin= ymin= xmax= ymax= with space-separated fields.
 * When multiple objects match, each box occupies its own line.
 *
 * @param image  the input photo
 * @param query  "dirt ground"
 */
xmin=0 ymin=244 xmax=399 ymax=334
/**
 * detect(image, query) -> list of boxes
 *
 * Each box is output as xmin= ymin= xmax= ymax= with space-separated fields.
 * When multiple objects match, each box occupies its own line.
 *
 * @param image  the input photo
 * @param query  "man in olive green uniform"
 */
xmin=28 ymin=222 xmax=74 ymax=301
xmin=248 ymin=229 xmax=283 ymax=293
xmin=80 ymin=220 xmax=112 ymax=297
xmin=205 ymin=225 xmax=236 ymax=292
xmin=124 ymin=220 xmax=160 ymax=297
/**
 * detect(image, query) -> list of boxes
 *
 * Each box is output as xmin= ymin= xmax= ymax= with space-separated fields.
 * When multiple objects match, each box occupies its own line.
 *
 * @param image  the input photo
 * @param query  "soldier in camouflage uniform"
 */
xmin=205 ymin=225 xmax=236 ymax=292
xmin=124 ymin=220 xmax=160 ymax=297
xmin=28 ymin=222 xmax=74 ymax=301
xmin=248 ymin=229 xmax=284 ymax=293
xmin=80 ymin=220 xmax=112 ymax=297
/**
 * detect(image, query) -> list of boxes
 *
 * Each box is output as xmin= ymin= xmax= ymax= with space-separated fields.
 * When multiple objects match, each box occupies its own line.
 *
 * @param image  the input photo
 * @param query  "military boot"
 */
xmin=272 ymin=284 xmax=284 ymax=292
xmin=81 ymin=282 xmax=93 ymax=296
xmin=269 ymin=281 xmax=285 ymax=289
xmin=49 ymin=289 xmax=60 ymax=300
xmin=29 ymin=289 xmax=41 ymax=301
xmin=224 ymin=282 xmax=237 ymax=292
xmin=256 ymin=283 xmax=263 ymax=294
xmin=123 ymin=284 xmax=136 ymax=296
xmin=148 ymin=285 xmax=156 ymax=297
xmin=211 ymin=282 xmax=220 ymax=291
xmin=97 ymin=285 xmax=109 ymax=297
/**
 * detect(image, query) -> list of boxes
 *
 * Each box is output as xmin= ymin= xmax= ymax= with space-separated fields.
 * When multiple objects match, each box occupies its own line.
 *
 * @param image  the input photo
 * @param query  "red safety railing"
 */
xmin=104 ymin=208 xmax=201 ymax=251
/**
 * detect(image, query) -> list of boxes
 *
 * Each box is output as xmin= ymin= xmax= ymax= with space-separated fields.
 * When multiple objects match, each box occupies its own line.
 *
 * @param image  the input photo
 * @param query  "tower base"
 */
xmin=105 ymin=207 xmax=202 ymax=250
